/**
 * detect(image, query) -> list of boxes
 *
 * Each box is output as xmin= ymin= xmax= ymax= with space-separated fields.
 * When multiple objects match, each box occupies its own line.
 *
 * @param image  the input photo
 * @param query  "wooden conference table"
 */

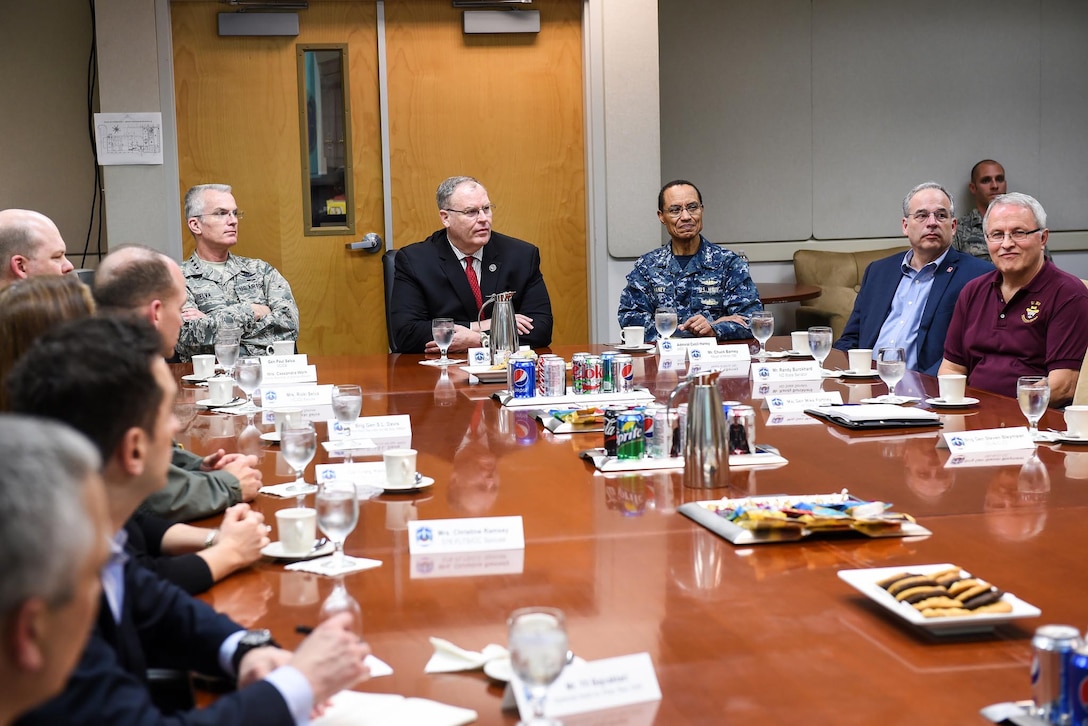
xmin=755 ymin=282 xmax=821 ymax=305
xmin=173 ymin=341 xmax=1088 ymax=724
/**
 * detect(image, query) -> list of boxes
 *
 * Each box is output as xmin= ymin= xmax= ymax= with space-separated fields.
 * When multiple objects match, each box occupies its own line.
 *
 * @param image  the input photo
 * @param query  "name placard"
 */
xmin=515 ymin=652 xmax=662 ymax=720
xmin=467 ymin=347 xmax=491 ymax=366
xmin=939 ymin=426 xmax=1035 ymax=453
xmin=261 ymin=365 xmax=318 ymax=384
xmin=657 ymin=338 xmax=707 ymax=355
xmin=354 ymin=414 xmax=413 ymax=439
xmin=750 ymin=379 xmax=825 ymax=399
xmin=409 ymin=550 xmax=525 ymax=579
xmin=944 ymin=449 xmax=1036 ymax=468
xmin=408 ymin=516 xmax=524 ymax=555
xmin=750 ymin=361 xmax=822 ymax=382
xmin=259 ymin=353 xmax=308 ymax=371
xmin=261 ymin=384 xmax=332 ymax=409
xmin=315 ymin=462 xmax=386 ymax=489
xmin=320 ymin=436 xmax=412 ymax=457
xmin=687 ymin=344 xmax=749 ymax=363
xmin=764 ymin=391 xmax=843 ymax=412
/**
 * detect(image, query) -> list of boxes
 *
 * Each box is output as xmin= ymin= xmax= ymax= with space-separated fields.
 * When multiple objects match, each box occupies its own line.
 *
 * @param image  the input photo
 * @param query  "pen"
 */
xmin=295 ymin=625 xmax=314 ymax=635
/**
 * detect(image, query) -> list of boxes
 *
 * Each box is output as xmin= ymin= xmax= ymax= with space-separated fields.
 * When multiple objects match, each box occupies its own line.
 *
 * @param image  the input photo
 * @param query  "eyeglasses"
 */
xmin=197 ymin=209 xmax=245 ymax=221
xmin=908 ymin=209 xmax=951 ymax=223
xmin=443 ymin=205 xmax=495 ymax=220
xmin=986 ymin=228 xmax=1041 ymax=243
xmin=663 ymin=203 xmax=703 ymax=218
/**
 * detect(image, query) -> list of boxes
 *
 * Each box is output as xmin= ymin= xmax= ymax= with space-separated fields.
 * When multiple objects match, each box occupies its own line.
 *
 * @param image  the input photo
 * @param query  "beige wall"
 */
xmin=0 ymin=1 xmax=100 ymax=267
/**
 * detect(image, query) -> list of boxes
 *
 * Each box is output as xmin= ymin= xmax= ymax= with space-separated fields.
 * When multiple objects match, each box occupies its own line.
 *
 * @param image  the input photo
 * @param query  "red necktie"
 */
xmin=465 ymin=257 xmax=483 ymax=311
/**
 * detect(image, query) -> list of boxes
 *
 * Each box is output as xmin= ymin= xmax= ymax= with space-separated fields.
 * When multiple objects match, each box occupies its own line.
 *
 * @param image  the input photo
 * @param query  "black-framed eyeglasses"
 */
xmin=196 ymin=209 xmax=245 ymax=221
xmin=908 ymin=209 xmax=951 ymax=223
xmin=663 ymin=203 xmax=703 ymax=218
xmin=986 ymin=228 xmax=1041 ymax=243
xmin=443 ymin=205 xmax=495 ymax=220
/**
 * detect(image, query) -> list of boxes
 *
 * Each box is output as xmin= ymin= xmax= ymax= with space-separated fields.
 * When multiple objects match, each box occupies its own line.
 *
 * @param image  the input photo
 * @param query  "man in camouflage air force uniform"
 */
xmin=175 ymin=184 xmax=300 ymax=361
xmin=953 ymin=159 xmax=1005 ymax=263
xmin=618 ymin=179 xmax=761 ymax=341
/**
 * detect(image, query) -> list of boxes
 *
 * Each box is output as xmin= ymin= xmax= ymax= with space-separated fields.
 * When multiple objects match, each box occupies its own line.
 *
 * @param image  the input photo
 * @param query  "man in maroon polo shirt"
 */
xmin=939 ymin=193 xmax=1088 ymax=407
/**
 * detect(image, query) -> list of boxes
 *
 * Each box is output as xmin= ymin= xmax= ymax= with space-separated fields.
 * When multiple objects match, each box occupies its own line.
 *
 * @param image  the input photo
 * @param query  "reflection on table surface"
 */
xmin=175 ymin=339 xmax=1085 ymax=723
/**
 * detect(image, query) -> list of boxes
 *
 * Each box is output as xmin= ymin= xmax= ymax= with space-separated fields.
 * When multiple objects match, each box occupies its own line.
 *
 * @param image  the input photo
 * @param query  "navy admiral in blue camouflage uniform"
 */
xmin=618 ymin=180 xmax=761 ymax=341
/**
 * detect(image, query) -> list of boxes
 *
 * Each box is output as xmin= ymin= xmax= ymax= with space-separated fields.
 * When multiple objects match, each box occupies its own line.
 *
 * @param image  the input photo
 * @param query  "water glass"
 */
xmin=281 ymin=423 xmax=317 ymax=503
xmin=654 ymin=306 xmax=678 ymax=341
xmin=331 ymin=384 xmax=363 ymax=462
xmin=807 ymin=326 xmax=833 ymax=370
xmin=877 ymin=347 xmax=906 ymax=399
xmin=233 ymin=357 xmax=262 ymax=420
xmin=432 ymin=317 xmax=456 ymax=365
xmin=1017 ymin=376 xmax=1050 ymax=436
xmin=508 ymin=607 xmax=569 ymax=724
xmin=316 ymin=478 xmax=359 ymax=571
xmin=750 ymin=310 xmax=774 ymax=361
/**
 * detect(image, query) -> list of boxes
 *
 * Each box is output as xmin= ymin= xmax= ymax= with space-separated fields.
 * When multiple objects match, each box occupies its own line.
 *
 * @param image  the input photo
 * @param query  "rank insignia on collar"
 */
xmin=1022 ymin=300 xmax=1042 ymax=324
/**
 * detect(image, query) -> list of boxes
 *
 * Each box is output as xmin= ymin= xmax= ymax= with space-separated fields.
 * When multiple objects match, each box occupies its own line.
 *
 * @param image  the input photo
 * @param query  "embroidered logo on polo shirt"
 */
xmin=1022 ymin=300 xmax=1042 ymax=324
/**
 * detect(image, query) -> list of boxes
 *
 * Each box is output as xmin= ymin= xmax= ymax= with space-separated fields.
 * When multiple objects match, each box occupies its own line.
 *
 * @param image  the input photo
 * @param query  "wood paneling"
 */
xmin=172 ymin=1 xmax=385 ymax=355
xmin=385 ymin=0 xmax=587 ymax=344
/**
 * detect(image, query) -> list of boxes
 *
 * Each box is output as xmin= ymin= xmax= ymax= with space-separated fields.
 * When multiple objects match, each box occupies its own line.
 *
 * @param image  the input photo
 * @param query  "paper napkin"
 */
xmin=285 ymin=555 xmax=382 ymax=576
xmin=313 ymin=690 xmax=477 ymax=726
xmin=259 ymin=483 xmax=317 ymax=498
xmin=424 ymin=637 xmax=508 ymax=673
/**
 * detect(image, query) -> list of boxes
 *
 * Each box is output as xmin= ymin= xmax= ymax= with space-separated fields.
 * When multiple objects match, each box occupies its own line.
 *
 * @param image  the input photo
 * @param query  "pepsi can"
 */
xmin=612 ymin=354 xmax=635 ymax=393
xmin=510 ymin=358 xmax=536 ymax=399
xmin=616 ymin=412 xmax=644 ymax=460
xmin=1032 ymin=624 xmax=1082 ymax=724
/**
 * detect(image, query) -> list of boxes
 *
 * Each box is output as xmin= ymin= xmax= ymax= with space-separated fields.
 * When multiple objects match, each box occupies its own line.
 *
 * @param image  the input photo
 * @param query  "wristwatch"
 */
xmin=231 ymin=629 xmax=278 ymax=674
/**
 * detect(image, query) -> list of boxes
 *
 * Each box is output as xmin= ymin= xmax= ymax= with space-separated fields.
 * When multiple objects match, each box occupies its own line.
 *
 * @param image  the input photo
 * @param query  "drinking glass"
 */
xmin=319 ymin=576 xmax=362 ymax=635
xmin=654 ymin=306 xmax=678 ymax=341
xmin=431 ymin=317 xmax=456 ymax=366
xmin=508 ymin=607 xmax=569 ymax=725
xmin=331 ymin=384 xmax=363 ymax=463
xmin=316 ymin=477 xmax=359 ymax=572
xmin=807 ymin=326 xmax=833 ymax=372
xmin=233 ymin=357 xmax=262 ymax=421
xmin=214 ymin=326 xmax=242 ymax=378
xmin=877 ymin=347 xmax=907 ymax=399
xmin=750 ymin=310 xmax=774 ymax=361
xmin=281 ymin=423 xmax=317 ymax=504
xmin=1017 ymin=376 xmax=1050 ymax=436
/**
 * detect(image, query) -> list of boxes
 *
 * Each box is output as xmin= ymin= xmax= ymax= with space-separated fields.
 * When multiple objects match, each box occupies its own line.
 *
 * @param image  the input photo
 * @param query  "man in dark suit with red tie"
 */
xmin=390 ymin=176 xmax=553 ymax=353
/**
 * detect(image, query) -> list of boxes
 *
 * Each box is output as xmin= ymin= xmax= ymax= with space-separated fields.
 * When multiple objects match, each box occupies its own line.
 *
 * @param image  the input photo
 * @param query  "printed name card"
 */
xmin=260 ymin=353 xmax=308 ymax=369
xmin=657 ymin=338 xmax=707 ymax=355
xmin=467 ymin=347 xmax=491 ymax=366
xmin=326 ymin=417 xmax=375 ymax=441
xmin=939 ymin=426 xmax=1035 ymax=453
xmin=764 ymin=391 xmax=843 ymax=412
xmin=408 ymin=516 xmax=524 ymax=555
xmin=750 ymin=361 xmax=822 ymax=382
xmin=261 ymin=384 xmax=333 ymax=409
xmin=409 ymin=550 xmax=525 ymax=579
xmin=687 ymin=344 xmax=749 ymax=363
xmin=261 ymin=365 xmax=318 ymax=384
xmin=315 ymin=462 xmax=386 ymax=489
xmin=515 ymin=652 xmax=662 ymax=720
xmin=353 ymin=414 xmax=413 ymax=439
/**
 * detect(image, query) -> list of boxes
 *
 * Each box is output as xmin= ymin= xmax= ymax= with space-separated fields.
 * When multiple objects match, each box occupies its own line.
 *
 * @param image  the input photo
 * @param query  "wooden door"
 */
xmin=172 ymin=0 xmax=587 ymax=353
xmin=173 ymin=1 xmax=385 ymax=356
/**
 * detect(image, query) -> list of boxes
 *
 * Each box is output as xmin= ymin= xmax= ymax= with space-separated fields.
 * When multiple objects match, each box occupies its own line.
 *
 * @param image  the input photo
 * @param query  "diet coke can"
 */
xmin=582 ymin=355 xmax=602 ymax=395
xmin=541 ymin=356 xmax=566 ymax=397
xmin=571 ymin=352 xmax=590 ymax=394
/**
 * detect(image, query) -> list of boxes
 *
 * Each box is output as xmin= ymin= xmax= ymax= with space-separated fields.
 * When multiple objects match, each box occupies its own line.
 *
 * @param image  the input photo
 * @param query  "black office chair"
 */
xmin=382 ymin=248 xmax=398 ymax=353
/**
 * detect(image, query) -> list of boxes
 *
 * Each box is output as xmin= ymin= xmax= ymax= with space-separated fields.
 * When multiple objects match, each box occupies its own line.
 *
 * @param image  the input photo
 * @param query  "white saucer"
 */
xmin=259 ymin=431 xmax=281 ymax=443
xmin=383 ymin=475 xmax=435 ymax=494
xmin=261 ymin=540 xmax=335 ymax=560
xmin=839 ymin=369 xmax=881 ymax=379
xmin=860 ymin=395 xmax=920 ymax=405
xmin=196 ymin=397 xmax=247 ymax=408
xmin=754 ymin=351 xmax=791 ymax=360
xmin=181 ymin=373 xmax=208 ymax=383
xmin=925 ymin=396 xmax=980 ymax=408
xmin=614 ymin=343 xmax=655 ymax=353
xmin=1054 ymin=432 xmax=1088 ymax=445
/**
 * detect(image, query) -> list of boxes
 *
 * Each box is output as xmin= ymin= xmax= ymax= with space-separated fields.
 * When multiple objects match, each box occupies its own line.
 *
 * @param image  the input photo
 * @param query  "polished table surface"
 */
xmin=174 ymin=341 xmax=1088 ymax=723
xmin=756 ymin=282 xmax=821 ymax=304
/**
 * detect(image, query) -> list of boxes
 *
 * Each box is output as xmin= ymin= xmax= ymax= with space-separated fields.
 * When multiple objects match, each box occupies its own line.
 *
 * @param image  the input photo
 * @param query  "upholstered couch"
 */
xmin=792 ymin=247 xmax=909 ymax=339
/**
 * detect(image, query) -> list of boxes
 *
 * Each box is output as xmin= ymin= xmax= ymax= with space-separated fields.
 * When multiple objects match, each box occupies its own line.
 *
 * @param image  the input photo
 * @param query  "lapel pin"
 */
xmin=489 ymin=263 xmax=497 ymax=273
xmin=946 ymin=266 xmax=953 ymax=273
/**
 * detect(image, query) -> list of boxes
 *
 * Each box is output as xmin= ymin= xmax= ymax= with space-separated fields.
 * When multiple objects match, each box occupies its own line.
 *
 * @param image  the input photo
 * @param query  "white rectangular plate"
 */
xmin=459 ymin=365 xmax=507 ymax=383
xmin=837 ymin=563 xmax=1041 ymax=635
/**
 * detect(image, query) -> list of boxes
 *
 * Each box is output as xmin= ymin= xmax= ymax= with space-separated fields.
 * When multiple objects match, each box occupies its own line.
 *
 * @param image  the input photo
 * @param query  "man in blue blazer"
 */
xmin=10 ymin=317 xmax=370 ymax=726
xmin=391 ymin=176 xmax=553 ymax=354
xmin=835 ymin=182 xmax=992 ymax=376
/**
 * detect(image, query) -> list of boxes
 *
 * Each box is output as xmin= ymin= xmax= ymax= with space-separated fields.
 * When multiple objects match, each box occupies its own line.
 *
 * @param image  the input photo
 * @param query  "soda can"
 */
xmin=603 ymin=404 xmax=628 ymax=457
xmin=571 ymin=352 xmax=590 ymax=394
xmin=541 ymin=356 xmax=566 ymax=397
xmin=612 ymin=354 xmax=635 ymax=393
xmin=582 ymin=355 xmax=602 ymax=395
xmin=1032 ymin=624 xmax=1082 ymax=724
xmin=600 ymin=351 xmax=617 ymax=393
xmin=727 ymin=404 xmax=756 ymax=455
xmin=616 ymin=412 xmax=645 ymax=460
xmin=1068 ymin=642 xmax=1088 ymax=726
xmin=643 ymin=403 xmax=671 ymax=458
xmin=513 ymin=409 xmax=537 ymax=445
xmin=535 ymin=354 xmax=557 ymax=396
xmin=510 ymin=358 xmax=536 ymax=399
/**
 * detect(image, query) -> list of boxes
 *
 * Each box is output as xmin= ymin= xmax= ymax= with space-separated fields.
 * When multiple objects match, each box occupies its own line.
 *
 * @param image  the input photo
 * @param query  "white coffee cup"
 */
xmin=383 ymin=448 xmax=418 ymax=488
xmin=937 ymin=374 xmax=967 ymax=403
xmin=208 ymin=376 xmax=235 ymax=405
xmin=848 ymin=348 xmax=873 ymax=373
xmin=275 ymin=408 xmax=303 ymax=436
xmin=621 ymin=326 xmax=645 ymax=347
xmin=790 ymin=331 xmax=811 ymax=355
xmin=192 ymin=354 xmax=216 ymax=379
xmin=276 ymin=507 xmax=317 ymax=554
xmin=1065 ymin=405 xmax=1088 ymax=437
xmin=266 ymin=340 xmax=295 ymax=356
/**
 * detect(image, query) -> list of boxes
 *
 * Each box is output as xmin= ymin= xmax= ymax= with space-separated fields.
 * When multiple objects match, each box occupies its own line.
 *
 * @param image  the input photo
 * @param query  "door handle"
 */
xmin=346 ymin=232 xmax=383 ymax=253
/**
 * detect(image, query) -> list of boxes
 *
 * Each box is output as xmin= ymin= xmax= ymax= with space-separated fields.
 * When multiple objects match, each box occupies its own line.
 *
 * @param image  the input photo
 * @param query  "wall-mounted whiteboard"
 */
xmin=639 ymin=0 xmax=1088 ymax=258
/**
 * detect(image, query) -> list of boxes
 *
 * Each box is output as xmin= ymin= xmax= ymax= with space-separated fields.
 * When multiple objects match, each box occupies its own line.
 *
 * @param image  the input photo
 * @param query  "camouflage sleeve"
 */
xmin=711 ymin=256 xmax=762 ymax=341
xmin=175 ymin=283 xmax=253 ymax=361
xmin=245 ymin=261 xmax=300 ymax=342
xmin=617 ymin=260 xmax=658 ymax=341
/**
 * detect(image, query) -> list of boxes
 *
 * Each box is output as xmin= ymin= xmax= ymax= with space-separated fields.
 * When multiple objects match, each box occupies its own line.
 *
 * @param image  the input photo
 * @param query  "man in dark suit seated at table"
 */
xmin=9 ymin=317 xmax=370 ymax=726
xmin=391 ymin=176 xmax=553 ymax=353
xmin=939 ymin=193 xmax=1088 ymax=407
xmin=834 ymin=181 xmax=991 ymax=376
